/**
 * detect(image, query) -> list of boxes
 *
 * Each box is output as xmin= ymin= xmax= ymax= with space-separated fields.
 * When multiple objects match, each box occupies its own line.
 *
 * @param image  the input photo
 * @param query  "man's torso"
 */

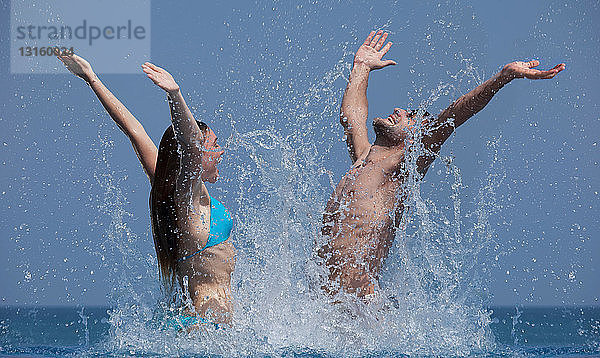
xmin=319 ymin=152 xmax=408 ymax=297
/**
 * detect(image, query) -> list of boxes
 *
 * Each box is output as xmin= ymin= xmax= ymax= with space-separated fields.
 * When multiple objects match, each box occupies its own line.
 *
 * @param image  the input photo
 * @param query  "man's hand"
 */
xmin=57 ymin=54 xmax=96 ymax=83
xmin=501 ymin=60 xmax=566 ymax=80
xmin=353 ymin=30 xmax=397 ymax=70
xmin=141 ymin=62 xmax=180 ymax=94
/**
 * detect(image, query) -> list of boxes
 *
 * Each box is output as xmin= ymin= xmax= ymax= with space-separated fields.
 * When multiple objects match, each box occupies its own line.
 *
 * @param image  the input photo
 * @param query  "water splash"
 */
xmin=85 ymin=2 xmax=508 ymax=357
xmin=511 ymin=306 xmax=523 ymax=346
xmin=78 ymin=306 xmax=90 ymax=347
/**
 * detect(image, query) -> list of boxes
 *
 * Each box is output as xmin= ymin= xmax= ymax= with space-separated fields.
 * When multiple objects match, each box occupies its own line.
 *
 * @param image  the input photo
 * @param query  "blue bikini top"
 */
xmin=177 ymin=195 xmax=233 ymax=262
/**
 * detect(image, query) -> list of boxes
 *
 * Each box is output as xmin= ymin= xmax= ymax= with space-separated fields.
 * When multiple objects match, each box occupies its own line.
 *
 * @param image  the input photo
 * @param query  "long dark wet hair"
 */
xmin=149 ymin=121 xmax=209 ymax=291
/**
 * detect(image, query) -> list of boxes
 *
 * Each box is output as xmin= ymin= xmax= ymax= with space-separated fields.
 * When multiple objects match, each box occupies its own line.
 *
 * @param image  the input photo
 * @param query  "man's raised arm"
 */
xmin=417 ymin=60 xmax=565 ymax=174
xmin=341 ymin=30 xmax=396 ymax=163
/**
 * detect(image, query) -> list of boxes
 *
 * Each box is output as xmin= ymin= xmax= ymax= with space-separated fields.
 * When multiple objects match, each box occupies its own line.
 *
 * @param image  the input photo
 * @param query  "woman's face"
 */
xmin=201 ymin=128 xmax=224 ymax=183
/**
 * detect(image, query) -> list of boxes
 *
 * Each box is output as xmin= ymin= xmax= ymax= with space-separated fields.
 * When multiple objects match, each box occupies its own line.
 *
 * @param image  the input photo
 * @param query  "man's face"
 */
xmin=372 ymin=108 xmax=417 ymax=145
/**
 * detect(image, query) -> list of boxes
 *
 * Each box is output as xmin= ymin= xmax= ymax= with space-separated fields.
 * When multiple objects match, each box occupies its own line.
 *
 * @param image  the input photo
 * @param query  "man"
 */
xmin=318 ymin=30 xmax=565 ymax=299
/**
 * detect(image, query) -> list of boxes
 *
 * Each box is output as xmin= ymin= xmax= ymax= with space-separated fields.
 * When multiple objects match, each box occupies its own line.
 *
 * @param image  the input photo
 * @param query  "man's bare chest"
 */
xmin=335 ymin=164 xmax=403 ymax=200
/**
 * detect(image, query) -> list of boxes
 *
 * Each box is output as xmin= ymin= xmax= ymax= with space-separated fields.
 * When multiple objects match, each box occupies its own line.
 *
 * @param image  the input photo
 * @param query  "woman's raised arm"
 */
xmin=58 ymin=55 xmax=158 ymax=184
xmin=141 ymin=62 xmax=205 ymax=172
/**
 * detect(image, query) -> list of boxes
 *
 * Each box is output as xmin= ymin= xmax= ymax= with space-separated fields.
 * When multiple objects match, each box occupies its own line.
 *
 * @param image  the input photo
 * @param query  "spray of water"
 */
xmin=81 ymin=2 xmax=512 ymax=357
xmin=85 ymin=70 xmax=505 ymax=358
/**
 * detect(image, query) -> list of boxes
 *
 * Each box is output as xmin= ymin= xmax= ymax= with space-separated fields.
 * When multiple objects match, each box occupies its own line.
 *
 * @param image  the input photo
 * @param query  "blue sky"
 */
xmin=1 ymin=0 xmax=598 ymax=307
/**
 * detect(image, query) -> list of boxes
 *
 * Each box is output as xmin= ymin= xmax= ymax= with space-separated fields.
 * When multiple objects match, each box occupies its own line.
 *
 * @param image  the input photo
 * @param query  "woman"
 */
xmin=58 ymin=55 xmax=235 ymax=326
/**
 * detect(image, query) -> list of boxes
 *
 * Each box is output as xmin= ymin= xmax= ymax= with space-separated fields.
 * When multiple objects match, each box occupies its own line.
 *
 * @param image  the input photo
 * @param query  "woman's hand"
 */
xmin=57 ymin=54 xmax=96 ymax=83
xmin=141 ymin=62 xmax=180 ymax=93
xmin=501 ymin=60 xmax=566 ymax=80
xmin=353 ymin=30 xmax=397 ymax=71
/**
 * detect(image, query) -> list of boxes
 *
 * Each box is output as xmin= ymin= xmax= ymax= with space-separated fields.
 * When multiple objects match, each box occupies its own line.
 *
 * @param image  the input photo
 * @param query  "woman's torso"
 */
xmin=173 ymin=189 xmax=235 ymax=323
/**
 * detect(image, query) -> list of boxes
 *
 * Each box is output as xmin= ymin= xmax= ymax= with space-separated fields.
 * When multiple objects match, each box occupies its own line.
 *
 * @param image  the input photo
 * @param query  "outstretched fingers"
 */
xmin=143 ymin=62 xmax=163 ymax=72
xmin=57 ymin=56 xmax=75 ymax=75
xmin=141 ymin=65 xmax=153 ymax=76
xmin=369 ymin=30 xmax=383 ymax=47
xmin=141 ymin=64 xmax=156 ymax=79
xmin=356 ymin=30 xmax=396 ymax=69
xmin=374 ymin=32 xmax=388 ymax=51
xmin=363 ymin=31 xmax=376 ymax=46
xmin=57 ymin=54 xmax=76 ymax=66
xmin=550 ymin=63 xmax=567 ymax=74
xmin=380 ymin=41 xmax=393 ymax=56
xmin=57 ymin=55 xmax=68 ymax=65
xmin=541 ymin=64 xmax=565 ymax=79
xmin=58 ymin=53 xmax=81 ymax=63
xmin=141 ymin=63 xmax=163 ymax=81
xmin=56 ymin=53 xmax=71 ymax=60
xmin=528 ymin=63 xmax=566 ymax=79
xmin=57 ymin=54 xmax=78 ymax=71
